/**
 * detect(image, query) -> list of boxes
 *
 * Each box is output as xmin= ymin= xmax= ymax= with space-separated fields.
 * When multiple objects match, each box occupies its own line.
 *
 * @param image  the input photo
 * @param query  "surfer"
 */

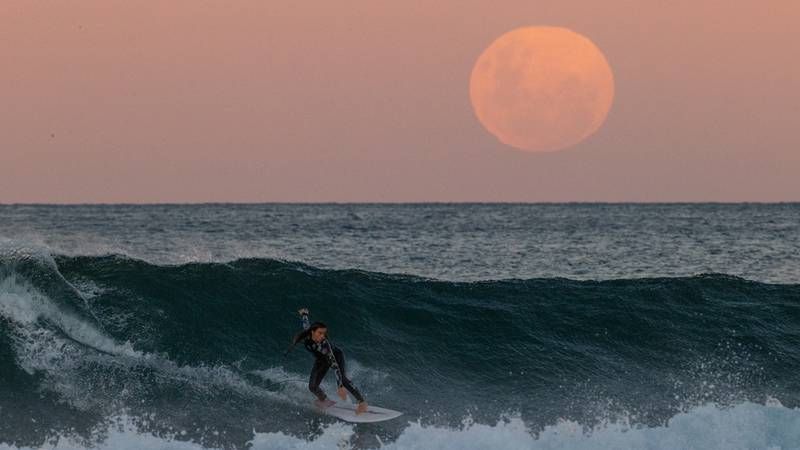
xmin=290 ymin=308 xmax=368 ymax=414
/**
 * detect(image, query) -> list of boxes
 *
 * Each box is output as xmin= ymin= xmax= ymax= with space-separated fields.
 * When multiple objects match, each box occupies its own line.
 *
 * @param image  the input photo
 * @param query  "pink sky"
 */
xmin=2 ymin=1 xmax=798 ymax=202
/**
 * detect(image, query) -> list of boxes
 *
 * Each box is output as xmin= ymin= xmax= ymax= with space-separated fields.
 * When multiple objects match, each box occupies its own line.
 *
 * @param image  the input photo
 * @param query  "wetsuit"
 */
xmin=300 ymin=312 xmax=365 ymax=403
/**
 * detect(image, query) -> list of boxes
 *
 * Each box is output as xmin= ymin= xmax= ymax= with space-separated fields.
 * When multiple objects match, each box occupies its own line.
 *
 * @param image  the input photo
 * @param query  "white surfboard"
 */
xmin=317 ymin=401 xmax=403 ymax=423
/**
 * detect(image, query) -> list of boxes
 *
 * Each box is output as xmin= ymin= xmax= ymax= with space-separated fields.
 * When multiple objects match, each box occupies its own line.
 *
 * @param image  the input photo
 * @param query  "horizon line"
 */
xmin=2 ymin=201 xmax=799 ymax=206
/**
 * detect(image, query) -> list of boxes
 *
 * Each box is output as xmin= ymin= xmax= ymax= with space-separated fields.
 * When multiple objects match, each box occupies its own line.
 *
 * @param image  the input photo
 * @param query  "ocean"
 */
xmin=1 ymin=203 xmax=799 ymax=449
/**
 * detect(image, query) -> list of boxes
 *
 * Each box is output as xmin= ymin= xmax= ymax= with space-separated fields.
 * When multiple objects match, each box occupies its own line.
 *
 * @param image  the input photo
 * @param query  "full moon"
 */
xmin=469 ymin=26 xmax=615 ymax=152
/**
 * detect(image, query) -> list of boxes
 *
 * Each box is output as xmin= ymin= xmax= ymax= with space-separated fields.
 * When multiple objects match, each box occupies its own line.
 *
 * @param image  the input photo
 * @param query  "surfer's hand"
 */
xmin=298 ymin=308 xmax=309 ymax=316
xmin=356 ymin=401 xmax=368 ymax=415
xmin=337 ymin=387 xmax=347 ymax=400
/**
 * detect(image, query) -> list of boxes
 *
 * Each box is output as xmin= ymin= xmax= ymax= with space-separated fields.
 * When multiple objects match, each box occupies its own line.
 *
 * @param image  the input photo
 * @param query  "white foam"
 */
xmin=0 ymin=273 xmax=287 ymax=411
xmin=0 ymin=415 xmax=215 ymax=450
xmin=381 ymin=401 xmax=800 ymax=450
xmin=0 ymin=273 xmax=140 ymax=358
xmin=0 ymin=238 xmax=60 ymax=270
xmin=0 ymin=402 xmax=798 ymax=450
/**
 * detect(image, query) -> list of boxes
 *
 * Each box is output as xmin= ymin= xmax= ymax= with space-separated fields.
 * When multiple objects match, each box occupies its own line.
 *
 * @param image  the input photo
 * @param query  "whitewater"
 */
xmin=1 ymin=204 xmax=799 ymax=449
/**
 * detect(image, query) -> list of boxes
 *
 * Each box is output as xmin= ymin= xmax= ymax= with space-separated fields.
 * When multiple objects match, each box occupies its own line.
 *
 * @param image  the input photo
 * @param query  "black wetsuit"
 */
xmin=300 ymin=313 xmax=365 ymax=403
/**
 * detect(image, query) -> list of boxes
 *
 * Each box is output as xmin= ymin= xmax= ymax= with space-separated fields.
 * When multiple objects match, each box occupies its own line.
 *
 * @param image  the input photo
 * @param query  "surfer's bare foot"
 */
xmin=356 ymin=401 xmax=368 ymax=414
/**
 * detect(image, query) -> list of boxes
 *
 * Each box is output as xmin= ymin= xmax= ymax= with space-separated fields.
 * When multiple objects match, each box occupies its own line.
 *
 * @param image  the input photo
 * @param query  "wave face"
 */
xmin=1 ymin=247 xmax=800 ymax=448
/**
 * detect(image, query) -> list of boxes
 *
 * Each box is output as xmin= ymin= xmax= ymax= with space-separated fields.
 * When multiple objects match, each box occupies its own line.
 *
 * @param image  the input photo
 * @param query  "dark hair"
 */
xmin=285 ymin=321 xmax=327 ymax=355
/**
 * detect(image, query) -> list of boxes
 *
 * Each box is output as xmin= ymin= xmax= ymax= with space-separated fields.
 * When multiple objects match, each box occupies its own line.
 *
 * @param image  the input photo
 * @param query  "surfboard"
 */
xmin=316 ymin=401 xmax=403 ymax=423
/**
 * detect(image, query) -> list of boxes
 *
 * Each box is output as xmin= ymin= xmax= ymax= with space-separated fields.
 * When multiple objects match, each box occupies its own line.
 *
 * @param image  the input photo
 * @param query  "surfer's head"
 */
xmin=291 ymin=321 xmax=329 ymax=348
xmin=309 ymin=322 xmax=328 ymax=343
